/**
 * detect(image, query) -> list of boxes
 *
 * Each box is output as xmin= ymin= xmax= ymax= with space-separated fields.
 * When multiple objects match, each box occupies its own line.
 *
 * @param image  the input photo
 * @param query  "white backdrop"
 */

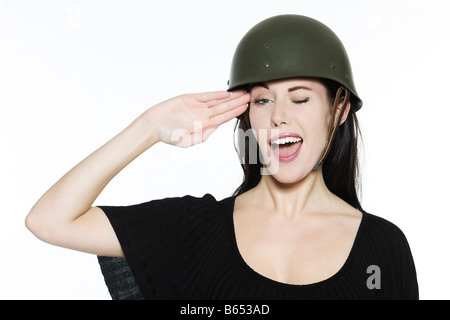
xmin=1 ymin=0 xmax=449 ymax=300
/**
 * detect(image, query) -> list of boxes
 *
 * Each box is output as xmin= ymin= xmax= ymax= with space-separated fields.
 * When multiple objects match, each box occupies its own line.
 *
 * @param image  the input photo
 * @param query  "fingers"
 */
xmin=198 ymin=90 xmax=247 ymax=105
xmin=212 ymin=90 xmax=248 ymax=105
xmin=208 ymin=91 xmax=250 ymax=118
xmin=197 ymin=91 xmax=232 ymax=103
xmin=168 ymin=90 xmax=249 ymax=148
xmin=208 ymin=103 xmax=249 ymax=128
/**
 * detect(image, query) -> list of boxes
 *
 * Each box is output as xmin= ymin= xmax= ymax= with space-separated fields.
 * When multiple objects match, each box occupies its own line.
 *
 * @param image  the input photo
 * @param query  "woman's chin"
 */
xmin=273 ymin=175 xmax=303 ymax=185
xmin=265 ymin=168 xmax=310 ymax=185
xmin=259 ymin=156 xmax=317 ymax=185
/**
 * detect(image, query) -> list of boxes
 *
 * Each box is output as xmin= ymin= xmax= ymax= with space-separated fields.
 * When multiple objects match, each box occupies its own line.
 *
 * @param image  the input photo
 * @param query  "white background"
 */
xmin=1 ymin=0 xmax=449 ymax=300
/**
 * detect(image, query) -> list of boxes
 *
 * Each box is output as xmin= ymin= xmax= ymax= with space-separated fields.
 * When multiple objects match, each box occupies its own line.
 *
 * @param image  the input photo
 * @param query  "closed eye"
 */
xmin=252 ymin=98 xmax=309 ymax=106
xmin=293 ymin=98 xmax=310 ymax=105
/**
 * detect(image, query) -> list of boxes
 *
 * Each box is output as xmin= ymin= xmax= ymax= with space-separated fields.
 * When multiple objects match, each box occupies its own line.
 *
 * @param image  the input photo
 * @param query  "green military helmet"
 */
xmin=228 ymin=14 xmax=363 ymax=110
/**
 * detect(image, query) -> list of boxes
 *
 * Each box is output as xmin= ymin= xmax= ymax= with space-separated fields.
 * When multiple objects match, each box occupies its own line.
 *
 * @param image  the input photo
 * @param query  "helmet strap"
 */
xmin=313 ymin=86 xmax=350 ymax=170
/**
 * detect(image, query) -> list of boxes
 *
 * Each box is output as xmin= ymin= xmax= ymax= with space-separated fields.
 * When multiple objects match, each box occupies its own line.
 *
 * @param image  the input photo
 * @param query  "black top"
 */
xmin=100 ymin=194 xmax=419 ymax=300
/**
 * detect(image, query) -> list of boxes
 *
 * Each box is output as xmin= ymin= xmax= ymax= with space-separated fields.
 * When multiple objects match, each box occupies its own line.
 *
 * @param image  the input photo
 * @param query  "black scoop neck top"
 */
xmin=100 ymin=194 xmax=418 ymax=300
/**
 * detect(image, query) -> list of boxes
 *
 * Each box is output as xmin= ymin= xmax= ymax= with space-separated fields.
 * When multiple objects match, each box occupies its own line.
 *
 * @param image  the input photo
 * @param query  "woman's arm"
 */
xmin=25 ymin=90 xmax=250 ymax=257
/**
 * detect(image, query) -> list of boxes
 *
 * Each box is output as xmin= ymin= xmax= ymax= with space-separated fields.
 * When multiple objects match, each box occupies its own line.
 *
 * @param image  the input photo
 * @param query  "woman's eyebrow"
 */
xmin=250 ymin=83 xmax=312 ymax=91
xmin=288 ymin=86 xmax=312 ymax=92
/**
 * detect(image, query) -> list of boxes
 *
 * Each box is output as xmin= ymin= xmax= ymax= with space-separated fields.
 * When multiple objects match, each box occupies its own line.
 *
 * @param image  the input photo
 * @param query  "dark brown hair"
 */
xmin=232 ymin=79 xmax=363 ymax=211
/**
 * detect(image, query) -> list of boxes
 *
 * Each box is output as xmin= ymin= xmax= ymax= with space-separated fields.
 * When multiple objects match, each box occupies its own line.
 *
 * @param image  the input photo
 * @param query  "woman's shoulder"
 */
xmin=99 ymin=193 xmax=228 ymax=228
xmin=363 ymin=212 xmax=408 ymax=237
xmin=108 ymin=193 xmax=220 ymax=212
xmin=146 ymin=193 xmax=218 ymax=208
xmin=151 ymin=193 xmax=233 ymax=214
xmin=358 ymin=212 xmax=419 ymax=298
xmin=360 ymin=212 xmax=414 ymax=255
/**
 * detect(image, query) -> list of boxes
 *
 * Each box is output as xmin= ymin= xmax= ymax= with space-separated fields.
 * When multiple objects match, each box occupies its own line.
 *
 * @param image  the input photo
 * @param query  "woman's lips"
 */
xmin=271 ymin=141 xmax=302 ymax=163
xmin=268 ymin=133 xmax=303 ymax=163
xmin=268 ymin=132 xmax=302 ymax=145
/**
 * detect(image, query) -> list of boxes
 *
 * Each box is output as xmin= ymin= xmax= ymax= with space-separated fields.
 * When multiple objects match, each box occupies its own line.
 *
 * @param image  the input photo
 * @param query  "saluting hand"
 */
xmin=149 ymin=90 xmax=250 ymax=148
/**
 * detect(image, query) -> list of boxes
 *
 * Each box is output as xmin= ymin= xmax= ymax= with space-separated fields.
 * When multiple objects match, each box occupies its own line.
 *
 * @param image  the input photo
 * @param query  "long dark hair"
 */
xmin=232 ymin=79 xmax=363 ymax=211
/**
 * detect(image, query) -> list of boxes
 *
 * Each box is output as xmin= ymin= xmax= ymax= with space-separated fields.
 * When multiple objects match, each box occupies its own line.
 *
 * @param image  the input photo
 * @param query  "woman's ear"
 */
xmin=338 ymin=99 xmax=351 ymax=126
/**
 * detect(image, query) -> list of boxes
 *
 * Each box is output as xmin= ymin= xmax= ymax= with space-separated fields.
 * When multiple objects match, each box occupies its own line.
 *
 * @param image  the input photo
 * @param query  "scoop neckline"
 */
xmin=225 ymin=194 xmax=367 ymax=289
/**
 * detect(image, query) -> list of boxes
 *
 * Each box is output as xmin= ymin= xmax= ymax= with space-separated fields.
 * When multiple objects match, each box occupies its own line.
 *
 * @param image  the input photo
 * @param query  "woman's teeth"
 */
xmin=272 ymin=137 xmax=303 ymax=145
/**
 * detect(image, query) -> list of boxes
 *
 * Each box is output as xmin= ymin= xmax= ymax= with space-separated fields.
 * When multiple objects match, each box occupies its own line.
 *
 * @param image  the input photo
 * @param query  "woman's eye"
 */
xmin=252 ymin=98 xmax=309 ymax=106
xmin=252 ymin=99 xmax=271 ymax=106
xmin=293 ymin=98 xmax=310 ymax=105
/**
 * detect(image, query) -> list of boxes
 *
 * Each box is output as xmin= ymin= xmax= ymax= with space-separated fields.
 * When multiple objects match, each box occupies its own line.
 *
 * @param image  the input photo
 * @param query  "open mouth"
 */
xmin=269 ymin=133 xmax=303 ymax=163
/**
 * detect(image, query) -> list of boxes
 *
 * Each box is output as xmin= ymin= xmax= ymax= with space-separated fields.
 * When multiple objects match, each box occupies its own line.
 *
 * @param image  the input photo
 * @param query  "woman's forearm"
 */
xmin=25 ymin=108 xmax=160 ymax=241
xmin=25 ymin=90 xmax=249 ymax=253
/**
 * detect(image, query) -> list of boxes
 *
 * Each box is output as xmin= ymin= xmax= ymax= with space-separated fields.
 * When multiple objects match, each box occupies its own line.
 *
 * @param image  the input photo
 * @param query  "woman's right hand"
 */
xmin=147 ymin=90 xmax=250 ymax=148
xmin=25 ymin=89 xmax=250 ymax=257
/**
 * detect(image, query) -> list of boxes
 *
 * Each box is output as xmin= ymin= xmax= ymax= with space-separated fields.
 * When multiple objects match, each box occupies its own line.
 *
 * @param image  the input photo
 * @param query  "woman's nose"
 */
xmin=270 ymin=100 xmax=289 ymax=127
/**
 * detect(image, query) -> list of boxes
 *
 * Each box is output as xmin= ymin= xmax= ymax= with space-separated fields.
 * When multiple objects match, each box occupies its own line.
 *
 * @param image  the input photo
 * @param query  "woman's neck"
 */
xmin=250 ymin=168 xmax=335 ymax=220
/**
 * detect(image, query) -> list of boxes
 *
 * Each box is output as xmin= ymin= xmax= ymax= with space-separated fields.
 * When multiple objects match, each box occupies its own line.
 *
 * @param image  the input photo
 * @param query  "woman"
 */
xmin=26 ymin=15 xmax=418 ymax=299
